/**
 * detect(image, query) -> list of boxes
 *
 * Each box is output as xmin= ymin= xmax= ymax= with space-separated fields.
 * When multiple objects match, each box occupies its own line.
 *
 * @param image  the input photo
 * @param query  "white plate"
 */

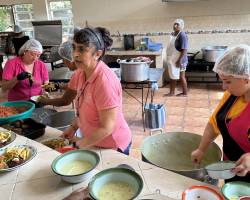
xmin=182 ymin=185 xmax=224 ymax=200
xmin=0 ymin=145 xmax=37 ymax=172
xmin=30 ymin=95 xmax=41 ymax=102
xmin=0 ymin=130 xmax=16 ymax=149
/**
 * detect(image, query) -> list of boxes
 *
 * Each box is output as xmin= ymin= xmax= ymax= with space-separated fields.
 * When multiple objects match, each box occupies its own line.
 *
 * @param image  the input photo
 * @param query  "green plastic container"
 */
xmin=0 ymin=101 xmax=35 ymax=125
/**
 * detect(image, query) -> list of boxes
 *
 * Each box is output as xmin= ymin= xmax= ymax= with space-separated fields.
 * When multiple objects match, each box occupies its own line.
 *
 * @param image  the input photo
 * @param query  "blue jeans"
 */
xmin=117 ymin=142 xmax=132 ymax=155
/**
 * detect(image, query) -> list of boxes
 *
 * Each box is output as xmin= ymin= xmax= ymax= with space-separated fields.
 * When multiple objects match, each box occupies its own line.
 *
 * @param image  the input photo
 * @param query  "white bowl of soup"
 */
xmin=88 ymin=167 xmax=143 ymax=200
xmin=51 ymin=149 xmax=100 ymax=183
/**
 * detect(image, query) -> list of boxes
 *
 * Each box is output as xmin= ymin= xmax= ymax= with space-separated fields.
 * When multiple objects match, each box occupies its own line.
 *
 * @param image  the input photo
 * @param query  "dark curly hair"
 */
xmin=73 ymin=27 xmax=113 ymax=60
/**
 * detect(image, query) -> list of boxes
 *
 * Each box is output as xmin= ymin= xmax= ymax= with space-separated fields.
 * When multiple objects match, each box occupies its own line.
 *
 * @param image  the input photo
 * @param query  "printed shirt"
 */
xmin=2 ymin=56 xmax=49 ymax=101
xmin=68 ymin=61 xmax=132 ymax=151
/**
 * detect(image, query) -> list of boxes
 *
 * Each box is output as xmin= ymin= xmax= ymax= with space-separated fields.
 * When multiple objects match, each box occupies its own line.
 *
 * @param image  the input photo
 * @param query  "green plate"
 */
xmin=221 ymin=181 xmax=250 ymax=199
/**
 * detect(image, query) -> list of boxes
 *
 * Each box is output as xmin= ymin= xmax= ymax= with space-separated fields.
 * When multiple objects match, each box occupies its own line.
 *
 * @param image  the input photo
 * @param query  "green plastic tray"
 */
xmin=0 ymin=101 xmax=35 ymax=125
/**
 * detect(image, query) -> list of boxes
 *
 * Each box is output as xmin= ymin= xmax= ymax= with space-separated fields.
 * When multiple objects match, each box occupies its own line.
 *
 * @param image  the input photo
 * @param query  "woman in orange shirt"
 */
xmin=191 ymin=45 xmax=250 ymax=182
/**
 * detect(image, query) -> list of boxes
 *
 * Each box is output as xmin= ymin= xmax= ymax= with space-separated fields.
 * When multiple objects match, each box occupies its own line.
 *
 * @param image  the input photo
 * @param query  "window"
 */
xmin=13 ymin=4 xmax=34 ymax=38
xmin=0 ymin=6 xmax=14 ymax=32
xmin=49 ymin=0 xmax=74 ymax=41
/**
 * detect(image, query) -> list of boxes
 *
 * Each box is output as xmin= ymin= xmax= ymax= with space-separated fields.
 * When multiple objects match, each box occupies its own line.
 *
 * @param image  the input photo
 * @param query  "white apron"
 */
xmin=166 ymin=32 xmax=181 ymax=80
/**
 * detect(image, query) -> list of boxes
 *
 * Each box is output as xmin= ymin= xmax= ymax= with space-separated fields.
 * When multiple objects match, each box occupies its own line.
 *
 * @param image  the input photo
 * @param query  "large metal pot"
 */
xmin=201 ymin=46 xmax=227 ymax=62
xmin=117 ymin=59 xmax=153 ymax=82
xmin=141 ymin=131 xmax=222 ymax=184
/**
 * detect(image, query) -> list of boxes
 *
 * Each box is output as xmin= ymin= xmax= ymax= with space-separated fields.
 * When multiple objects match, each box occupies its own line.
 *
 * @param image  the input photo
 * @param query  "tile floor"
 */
xmin=0 ymin=83 xmax=224 ymax=160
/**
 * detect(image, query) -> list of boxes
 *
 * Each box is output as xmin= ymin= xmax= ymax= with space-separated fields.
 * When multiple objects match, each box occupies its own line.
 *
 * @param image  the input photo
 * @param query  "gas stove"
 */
xmin=187 ymin=59 xmax=215 ymax=72
xmin=186 ymin=59 xmax=220 ymax=83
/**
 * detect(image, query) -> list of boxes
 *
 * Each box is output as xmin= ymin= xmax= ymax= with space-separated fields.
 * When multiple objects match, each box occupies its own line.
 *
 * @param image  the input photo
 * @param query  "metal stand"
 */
xmin=121 ymin=80 xmax=156 ymax=131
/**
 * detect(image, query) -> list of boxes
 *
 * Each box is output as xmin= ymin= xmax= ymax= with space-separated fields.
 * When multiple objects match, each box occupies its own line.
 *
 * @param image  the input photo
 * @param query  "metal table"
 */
xmin=121 ymin=68 xmax=165 ymax=131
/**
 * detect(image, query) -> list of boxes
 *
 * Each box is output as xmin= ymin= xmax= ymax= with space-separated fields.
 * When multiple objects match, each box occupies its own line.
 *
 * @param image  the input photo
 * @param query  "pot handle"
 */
xmin=150 ymin=128 xmax=163 ymax=136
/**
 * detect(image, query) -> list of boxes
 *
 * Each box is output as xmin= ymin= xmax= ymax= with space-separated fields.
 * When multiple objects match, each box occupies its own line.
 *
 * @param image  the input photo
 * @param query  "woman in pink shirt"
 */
xmin=63 ymin=27 xmax=132 ymax=155
xmin=2 ymin=39 xmax=49 ymax=101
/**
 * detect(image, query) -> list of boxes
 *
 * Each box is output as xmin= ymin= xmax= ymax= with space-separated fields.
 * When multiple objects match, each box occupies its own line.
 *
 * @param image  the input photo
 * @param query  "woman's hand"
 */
xmin=63 ymin=187 xmax=91 ymax=200
xmin=62 ymin=126 xmax=76 ymax=139
xmin=17 ymin=72 xmax=30 ymax=80
xmin=233 ymin=153 xmax=250 ymax=177
xmin=191 ymin=148 xmax=205 ymax=164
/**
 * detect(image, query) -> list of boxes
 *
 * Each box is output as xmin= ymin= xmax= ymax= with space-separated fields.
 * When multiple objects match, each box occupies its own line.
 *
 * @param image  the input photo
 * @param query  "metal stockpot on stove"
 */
xmin=117 ymin=59 xmax=153 ymax=82
xmin=201 ymin=46 xmax=227 ymax=62
xmin=141 ymin=131 xmax=222 ymax=184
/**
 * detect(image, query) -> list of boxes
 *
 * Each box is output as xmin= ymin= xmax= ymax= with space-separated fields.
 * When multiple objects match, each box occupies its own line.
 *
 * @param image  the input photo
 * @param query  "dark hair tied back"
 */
xmin=95 ymin=27 xmax=113 ymax=49
xmin=74 ymin=27 xmax=113 ymax=50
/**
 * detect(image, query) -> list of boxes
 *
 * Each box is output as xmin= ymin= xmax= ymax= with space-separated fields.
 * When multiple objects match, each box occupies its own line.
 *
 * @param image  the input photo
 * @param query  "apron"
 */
xmin=166 ymin=31 xmax=181 ymax=80
xmin=216 ymin=94 xmax=250 ymax=182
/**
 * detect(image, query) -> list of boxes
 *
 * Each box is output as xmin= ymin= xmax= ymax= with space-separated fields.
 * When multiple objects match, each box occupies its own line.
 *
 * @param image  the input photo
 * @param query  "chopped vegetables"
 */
xmin=42 ymin=83 xmax=58 ymax=92
xmin=0 ymin=106 xmax=19 ymax=117
xmin=0 ymin=105 xmax=28 ymax=118
xmin=42 ymin=138 xmax=67 ymax=149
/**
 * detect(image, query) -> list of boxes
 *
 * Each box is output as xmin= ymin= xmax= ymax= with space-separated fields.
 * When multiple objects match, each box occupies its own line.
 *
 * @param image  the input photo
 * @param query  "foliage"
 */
xmin=0 ymin=7 xmax=12 ymax=32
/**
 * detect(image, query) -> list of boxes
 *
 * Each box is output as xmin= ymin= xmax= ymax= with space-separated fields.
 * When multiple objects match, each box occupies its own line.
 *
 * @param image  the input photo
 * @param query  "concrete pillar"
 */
xmin=32 ymin=0 xmax=49 ymax=20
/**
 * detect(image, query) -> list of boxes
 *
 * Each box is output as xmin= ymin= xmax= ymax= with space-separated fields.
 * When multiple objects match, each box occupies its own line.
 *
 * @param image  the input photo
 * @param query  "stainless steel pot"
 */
xmin=117 ymin=59 xmax=153 ymax=82
xmin=141 ymin=131 xmax=222 ymax=184
xmin=201 ymin=46 xmax=227 ymax=62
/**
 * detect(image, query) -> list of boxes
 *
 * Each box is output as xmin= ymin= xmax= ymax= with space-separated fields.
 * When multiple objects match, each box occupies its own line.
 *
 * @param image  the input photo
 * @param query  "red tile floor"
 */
xmin=0 ymin=83 xmax=224 ymax=160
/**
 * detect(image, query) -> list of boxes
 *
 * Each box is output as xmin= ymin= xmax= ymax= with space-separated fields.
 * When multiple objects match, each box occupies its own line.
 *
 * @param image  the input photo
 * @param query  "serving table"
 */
xmin=0 ymin=126 xmax=213 ymax=200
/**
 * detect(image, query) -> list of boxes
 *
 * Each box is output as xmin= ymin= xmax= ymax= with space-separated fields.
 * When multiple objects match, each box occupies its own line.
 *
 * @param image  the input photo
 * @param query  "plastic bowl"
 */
xmin=51 ymin=149 xmax=100 ymax=184
xmin=182 ymin=185 xmax=224 ymax=200
xmin=0 ymin=101 xmax=35 ymax=125
xmin=221 ymin=181 xmax=250 ymax=200
xmin=205 ymin=161 xmax=236 ymax=179
xmin=88 ymin=167 xmax=143 ymax=200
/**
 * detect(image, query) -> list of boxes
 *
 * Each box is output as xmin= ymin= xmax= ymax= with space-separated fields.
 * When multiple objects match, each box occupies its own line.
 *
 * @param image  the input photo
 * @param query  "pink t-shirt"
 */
xmin=2 ymin=57 xmax=49 ymax=101
xmin=68 ymin=61 xmax=131 ymax=151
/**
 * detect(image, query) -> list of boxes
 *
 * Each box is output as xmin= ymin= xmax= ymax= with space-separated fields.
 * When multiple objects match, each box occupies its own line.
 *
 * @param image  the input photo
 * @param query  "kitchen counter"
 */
xmin=0 ymin=126 xmax=211 ymax=200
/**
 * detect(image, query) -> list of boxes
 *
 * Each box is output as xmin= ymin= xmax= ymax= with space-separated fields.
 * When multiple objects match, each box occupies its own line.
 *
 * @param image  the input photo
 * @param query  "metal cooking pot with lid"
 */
xmin=117 ymin=59 xmax=153 ymax=82
xmin=201 ymin=46 xmax=227 ymax=62
xmin=141 ymin=131 xmax=222 ymax=184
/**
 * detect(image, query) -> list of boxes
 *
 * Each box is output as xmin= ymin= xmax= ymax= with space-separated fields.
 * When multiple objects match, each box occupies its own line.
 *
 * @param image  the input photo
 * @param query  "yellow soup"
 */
xmin=98 ymin=181 xmax=135 ymax=200
xmin=60 ymin=160 xmax=93 ymax=175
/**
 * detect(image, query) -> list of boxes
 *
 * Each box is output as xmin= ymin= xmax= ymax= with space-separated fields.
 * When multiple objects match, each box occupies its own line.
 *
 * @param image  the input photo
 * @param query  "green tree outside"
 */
xmin=0 ymin=7 xmax=12 ymax=32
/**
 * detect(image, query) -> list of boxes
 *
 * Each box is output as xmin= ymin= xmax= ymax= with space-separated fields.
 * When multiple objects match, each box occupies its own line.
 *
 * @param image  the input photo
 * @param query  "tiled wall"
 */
xmin=95 ymin=14 xmax=250 ymax=54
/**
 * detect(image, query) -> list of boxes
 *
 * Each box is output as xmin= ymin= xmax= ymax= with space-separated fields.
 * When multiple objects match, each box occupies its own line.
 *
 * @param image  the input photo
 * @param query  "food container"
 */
xmin=182 ymin=185 xmax=224 ymax=200
xmin=117 ymin=59 xmax=153 ymax=82
xmin=51 ymin=149 xmax=100 ymax=183
xmin=201 ymin=46 xmax=227 ymax=62
xmin=205 ymin=161 xmax=236 ymax=179
xmin=0 ymin=101 xmax=35 ymax=125
xmin=141 ymin=132 xmax=222 ymax=184
xmin=0 ymin=145 xmax=37 ymax=172
xmin=0 ymin=129 xmax=16 ymax=149
xmin=1 ymin=118 xmax=46 ymax=140
xmin=221 ymin=181 xmax=250 ymax=200
xmin=88 ymin=167 xmax=143 ymax=200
